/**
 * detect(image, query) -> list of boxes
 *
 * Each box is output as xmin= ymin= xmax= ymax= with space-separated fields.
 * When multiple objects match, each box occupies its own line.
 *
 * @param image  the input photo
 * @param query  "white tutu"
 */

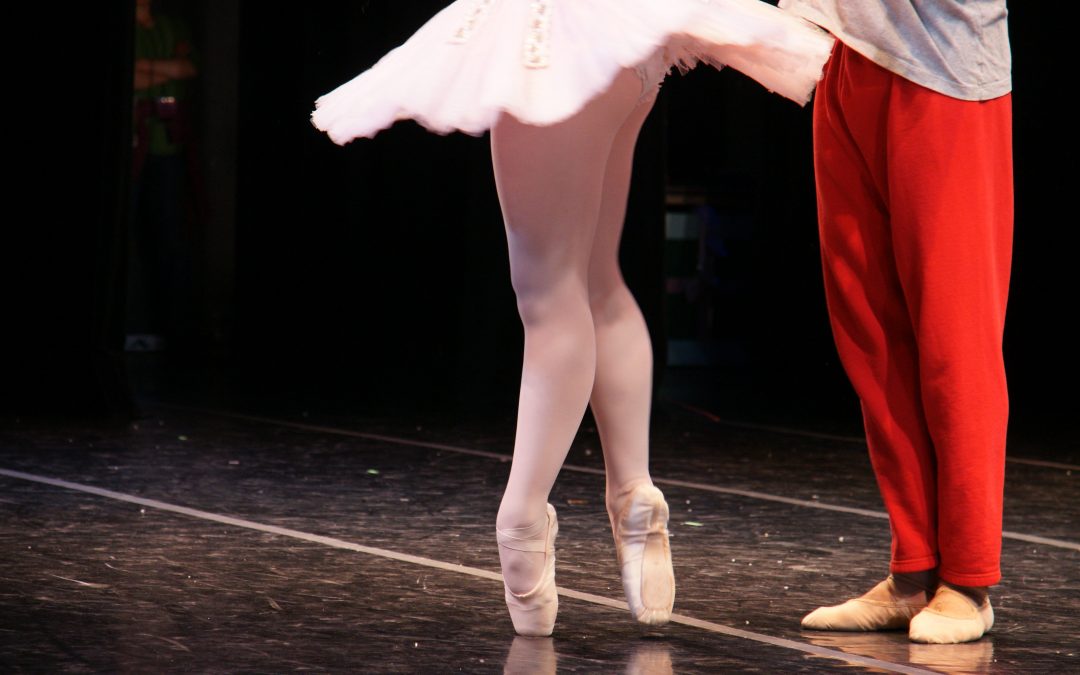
xmin=312 ymin=0 xmax=834 ymax=145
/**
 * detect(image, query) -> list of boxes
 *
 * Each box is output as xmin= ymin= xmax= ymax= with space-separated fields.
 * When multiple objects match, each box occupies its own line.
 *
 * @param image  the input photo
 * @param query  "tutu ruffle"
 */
xmin=312 ymin=0 xmax=833 ymax=145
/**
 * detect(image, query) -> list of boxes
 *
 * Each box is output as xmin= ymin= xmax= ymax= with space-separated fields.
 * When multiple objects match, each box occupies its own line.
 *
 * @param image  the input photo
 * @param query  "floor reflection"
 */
xmin=502 ymin=637 xmax=675 ymax=675
xmin=802 ymin=631 xmax=911 ymax=666
xmin=625 ymin=642 xmax=674 ymax=675
xmin=803 ymin=630 xmax=995 ymax=673
xmin=504 ymin=636 xmax=556 ymax=675
xmin=908 ymin=640 xmax=994 ymax=674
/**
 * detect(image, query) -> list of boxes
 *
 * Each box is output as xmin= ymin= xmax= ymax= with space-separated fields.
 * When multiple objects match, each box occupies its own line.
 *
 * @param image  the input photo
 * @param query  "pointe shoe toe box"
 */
xmin=504 ymin=586 xmax=558 ymax=637
xmin=614 ymin=485 xmax=675 ymax=625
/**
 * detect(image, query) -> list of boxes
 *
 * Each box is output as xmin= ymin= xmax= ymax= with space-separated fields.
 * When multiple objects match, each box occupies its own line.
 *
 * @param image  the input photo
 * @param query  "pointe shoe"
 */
xmin=801 ymin=575 xmax=931 ymax=631
xmin=497 ymin=504 xmax=558 ymax=637
xmin=908 ymin=584 xmax=993 ymax=644
xmin=611 ymin=484 xmax=675 ymax=625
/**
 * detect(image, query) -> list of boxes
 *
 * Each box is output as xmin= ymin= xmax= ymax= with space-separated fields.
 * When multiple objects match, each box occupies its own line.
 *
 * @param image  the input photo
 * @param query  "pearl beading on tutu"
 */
xmin=450 ymin=0 xmax=552 ymax=69
xmin=451 ymin=0 xmax=496 ymax=44
xmin=523 ymin=1 xmax=552 ymax=69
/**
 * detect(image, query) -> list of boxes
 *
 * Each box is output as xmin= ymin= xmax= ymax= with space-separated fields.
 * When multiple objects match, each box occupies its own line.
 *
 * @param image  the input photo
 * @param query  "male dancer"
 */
xmin=778 ymin=1 xmax=1013 ymax=644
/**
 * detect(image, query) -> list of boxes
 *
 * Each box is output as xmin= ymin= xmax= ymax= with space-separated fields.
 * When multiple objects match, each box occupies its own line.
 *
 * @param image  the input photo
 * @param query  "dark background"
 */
xmin=7 ymin=3 xmax=1073 ymax=452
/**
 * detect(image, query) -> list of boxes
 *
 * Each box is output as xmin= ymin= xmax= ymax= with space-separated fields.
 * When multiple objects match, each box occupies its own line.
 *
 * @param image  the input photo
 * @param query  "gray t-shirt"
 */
xmin=778 ymin=0 xmax=1011 ymax=100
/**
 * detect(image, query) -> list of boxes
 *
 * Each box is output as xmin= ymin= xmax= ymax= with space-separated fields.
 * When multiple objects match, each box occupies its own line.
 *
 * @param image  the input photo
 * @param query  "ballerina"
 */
xmin=313 ymin=0 xmax=832 ymax=636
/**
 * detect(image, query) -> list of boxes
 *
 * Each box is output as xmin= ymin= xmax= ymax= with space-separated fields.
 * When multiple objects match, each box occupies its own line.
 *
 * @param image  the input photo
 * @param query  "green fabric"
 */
xmin=134 ymin=15 xmax=195 ymax=156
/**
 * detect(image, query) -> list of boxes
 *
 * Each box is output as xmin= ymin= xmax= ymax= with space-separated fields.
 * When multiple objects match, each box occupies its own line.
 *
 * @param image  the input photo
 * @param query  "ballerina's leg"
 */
xmin=491 ymin=68 xmax=649 ymax=595
xmin=586 ymin=89 xmax=659 ymax=516
xmin=583 ymin=85 xmax=676 ymax=624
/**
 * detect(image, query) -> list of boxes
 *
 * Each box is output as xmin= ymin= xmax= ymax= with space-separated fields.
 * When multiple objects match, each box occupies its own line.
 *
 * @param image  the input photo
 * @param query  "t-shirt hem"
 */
xmin=785 ymin=6 xmax=1013 ymax=101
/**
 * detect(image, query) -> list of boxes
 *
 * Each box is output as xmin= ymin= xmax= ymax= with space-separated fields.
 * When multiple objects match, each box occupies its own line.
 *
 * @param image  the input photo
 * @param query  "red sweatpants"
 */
xmin=813 ymin=44 xmax=1013 ymax=587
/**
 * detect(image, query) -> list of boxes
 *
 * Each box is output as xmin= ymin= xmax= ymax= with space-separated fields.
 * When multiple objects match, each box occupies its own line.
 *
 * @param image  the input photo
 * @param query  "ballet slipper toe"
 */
xmin=801 ymin=598 xmax=921 ymax=631
xmin=801 ymin=576 xmax=928 ymax=631
xmin=908 ymin=585 xmax=993 ymax=644
xmin=498 ymin=504 xmax=559 ymax=637
xmin=612 ymin=485 xmax=675 ymax=625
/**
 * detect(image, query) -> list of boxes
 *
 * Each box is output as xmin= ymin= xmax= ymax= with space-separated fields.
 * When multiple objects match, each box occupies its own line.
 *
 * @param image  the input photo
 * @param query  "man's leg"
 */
xmin=885 ymin=79 xmax=1012 ymax=644
xmin=802 ymin=44 xmax=939 ymax=632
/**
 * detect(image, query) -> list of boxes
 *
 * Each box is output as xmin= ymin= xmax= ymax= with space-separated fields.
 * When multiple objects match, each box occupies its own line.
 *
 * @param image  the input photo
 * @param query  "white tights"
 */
xmin=492 ymin=69 xmax=659 ymax=593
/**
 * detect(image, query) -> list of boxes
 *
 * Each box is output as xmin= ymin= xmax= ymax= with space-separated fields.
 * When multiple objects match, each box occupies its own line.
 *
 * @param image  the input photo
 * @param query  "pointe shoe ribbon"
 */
xmin=497 ymin=504 xmax=558 ymax=637
xmin=908 ymin=584 xmax=993 ymax=644
xmin=801 ymin=575 xmax=930 ymax=631
xmin=612 ymin=485 xmax=675 ymax=625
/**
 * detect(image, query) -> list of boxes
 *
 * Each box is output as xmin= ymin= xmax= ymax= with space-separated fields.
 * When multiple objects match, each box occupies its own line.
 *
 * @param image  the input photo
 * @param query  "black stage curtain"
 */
xmin=4 ymin=3 xmax=1071 ymax=429
xmin=5 ymin=5 xmax=134 ymax=416
xmin=231 ymin=1 xmax=666 ymax=412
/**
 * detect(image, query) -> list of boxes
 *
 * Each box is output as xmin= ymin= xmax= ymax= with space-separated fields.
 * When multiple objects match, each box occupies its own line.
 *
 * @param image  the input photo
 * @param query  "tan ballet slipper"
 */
xmin=801 ymin=575 xmax=932 ymax=631
xmin=908 ymin=584 xmax=993 ymax=644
